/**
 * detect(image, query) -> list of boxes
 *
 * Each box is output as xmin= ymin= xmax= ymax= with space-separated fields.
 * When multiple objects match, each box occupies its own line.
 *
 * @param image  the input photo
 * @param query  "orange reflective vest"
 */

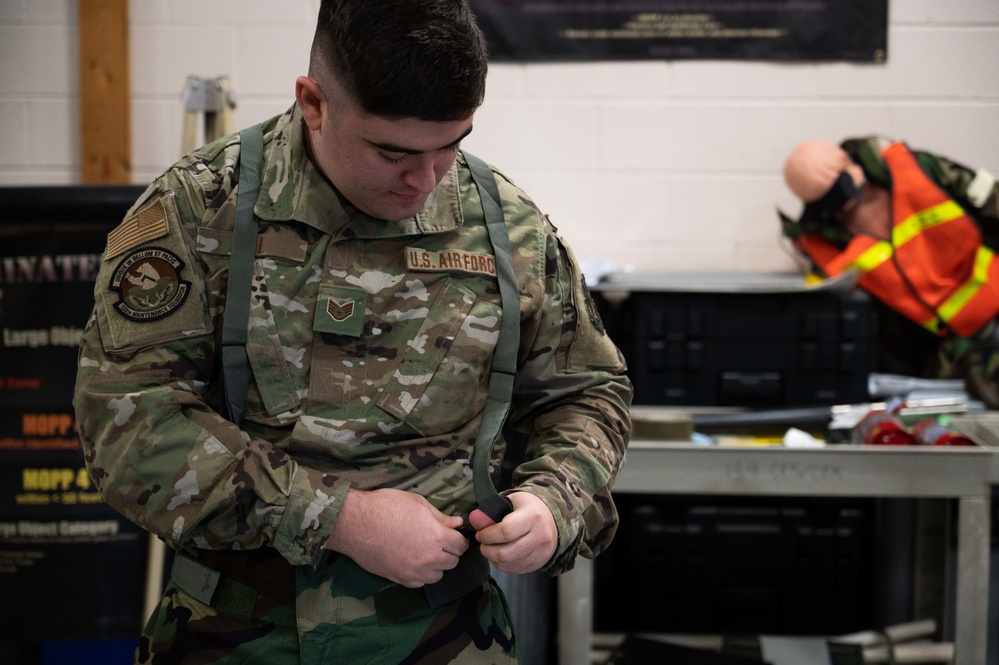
xmin=799 ymin=142 xmax=999 ymax=337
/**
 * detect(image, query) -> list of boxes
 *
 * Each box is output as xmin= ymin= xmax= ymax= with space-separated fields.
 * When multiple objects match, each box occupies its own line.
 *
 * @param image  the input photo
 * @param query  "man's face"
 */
xmin=307 ymin=93 xmax=474 ymax=222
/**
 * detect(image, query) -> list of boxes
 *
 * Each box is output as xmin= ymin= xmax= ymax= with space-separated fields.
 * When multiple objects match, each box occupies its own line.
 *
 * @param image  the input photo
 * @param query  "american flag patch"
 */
xmin=105 ymin=199 xmax=169 ymax=260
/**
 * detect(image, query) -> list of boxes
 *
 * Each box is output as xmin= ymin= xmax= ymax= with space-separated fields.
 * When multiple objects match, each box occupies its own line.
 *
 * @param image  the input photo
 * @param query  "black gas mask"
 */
xmin=803 ymin=171 xmax=867 ymax=218
xmin=780 ymin=171 xmax=867 ymax=248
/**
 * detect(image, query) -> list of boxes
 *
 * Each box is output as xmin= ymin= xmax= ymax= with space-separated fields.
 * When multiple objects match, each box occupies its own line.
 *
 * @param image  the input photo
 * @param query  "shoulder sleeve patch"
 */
xmin=105 ymin=197 xmax=170 ymax=260
xmin=96 ymin=191 xmax=212 ymax=352
xmin=557 ymin=236 xmax=626 ymax=372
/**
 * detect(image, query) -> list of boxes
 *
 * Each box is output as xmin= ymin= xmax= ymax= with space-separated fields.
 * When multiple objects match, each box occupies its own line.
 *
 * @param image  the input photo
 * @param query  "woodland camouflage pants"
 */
xmin=136 ymin=548 xmax=518 ymax=665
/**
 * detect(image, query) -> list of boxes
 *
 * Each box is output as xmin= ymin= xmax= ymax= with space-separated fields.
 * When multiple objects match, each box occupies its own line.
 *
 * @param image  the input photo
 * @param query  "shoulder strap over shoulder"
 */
xmin=463 ymin=151 xmax=517 ymax=523
xmin=221 ymin=124 xmax=264 ymax=426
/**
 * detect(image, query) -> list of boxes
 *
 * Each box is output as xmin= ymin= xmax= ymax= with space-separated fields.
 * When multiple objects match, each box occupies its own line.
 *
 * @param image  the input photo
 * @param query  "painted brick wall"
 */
xmin=1 ymin=0 xmax=997 ymax=273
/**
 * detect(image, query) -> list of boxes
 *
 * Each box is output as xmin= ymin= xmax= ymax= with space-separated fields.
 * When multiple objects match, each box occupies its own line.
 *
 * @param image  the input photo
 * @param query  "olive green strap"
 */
xmin=374 ymin=548 xmax=490 ymax=622
xmin=221 ymin=124 xmax=263 ymax=426
xmin=463 ymin=151 xmax=517 ymax=523
xmin=171 ymin=552 xmax=257 ymax=622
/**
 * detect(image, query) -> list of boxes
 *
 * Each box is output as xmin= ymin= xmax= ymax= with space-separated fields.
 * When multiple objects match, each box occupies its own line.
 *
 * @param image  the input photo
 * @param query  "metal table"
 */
xmin=558 ymin=439 xmax=996 ymax=665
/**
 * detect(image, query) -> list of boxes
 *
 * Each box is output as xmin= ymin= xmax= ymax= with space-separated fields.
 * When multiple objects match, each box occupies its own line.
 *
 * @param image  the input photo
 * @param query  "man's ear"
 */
xmin=296 ymin=76 xmax=325 ymax=130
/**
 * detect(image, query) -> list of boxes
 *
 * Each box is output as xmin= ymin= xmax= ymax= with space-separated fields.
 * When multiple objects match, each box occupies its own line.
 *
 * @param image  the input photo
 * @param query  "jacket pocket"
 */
xmin=377 ymin=278 xmax=500 ymax=435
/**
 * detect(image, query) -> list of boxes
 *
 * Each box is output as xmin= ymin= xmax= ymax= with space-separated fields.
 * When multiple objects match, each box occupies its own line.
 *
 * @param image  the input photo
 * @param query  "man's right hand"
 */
xmin=324 ymin=488 xmax=469 ymax=588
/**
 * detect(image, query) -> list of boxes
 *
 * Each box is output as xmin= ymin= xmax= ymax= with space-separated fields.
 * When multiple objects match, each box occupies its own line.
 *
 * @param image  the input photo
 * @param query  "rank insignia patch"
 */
xmin=313 ymin=284 xmax=366 ymax=337
xmin=327 ymin=297 xmax=355 ymax=322
xmin=108 ymin=247 xmax=191 ymax=321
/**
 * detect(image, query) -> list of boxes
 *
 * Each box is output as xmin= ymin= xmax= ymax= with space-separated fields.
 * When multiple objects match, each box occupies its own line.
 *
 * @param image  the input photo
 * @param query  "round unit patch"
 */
xmin=108 ymin=246 xmax=191 ymax=321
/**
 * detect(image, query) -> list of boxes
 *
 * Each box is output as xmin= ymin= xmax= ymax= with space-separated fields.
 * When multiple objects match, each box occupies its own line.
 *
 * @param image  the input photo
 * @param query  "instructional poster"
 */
xmin=470 ymin=0 xmax=888 ymax=62
xmin=0 ymin=228 xmax=148 ymax=640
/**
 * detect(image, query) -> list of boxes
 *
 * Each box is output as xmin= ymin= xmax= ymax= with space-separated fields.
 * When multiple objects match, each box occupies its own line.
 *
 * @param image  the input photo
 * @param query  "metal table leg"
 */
xmin=955 ymin=495 xmax=990 ymax=665
xmin=558 ymin=557 xmax=593 ymax=665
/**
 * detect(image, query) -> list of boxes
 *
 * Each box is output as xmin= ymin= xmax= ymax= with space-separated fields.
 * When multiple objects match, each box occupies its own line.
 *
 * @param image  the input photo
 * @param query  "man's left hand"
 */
xmin=468 ymin=491 xmax=557 ymax=574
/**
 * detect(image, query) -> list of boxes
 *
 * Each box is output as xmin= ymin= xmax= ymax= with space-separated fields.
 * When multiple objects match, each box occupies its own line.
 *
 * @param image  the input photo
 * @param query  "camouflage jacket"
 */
xmin=74 ymin=104 xmax=633 ymax=575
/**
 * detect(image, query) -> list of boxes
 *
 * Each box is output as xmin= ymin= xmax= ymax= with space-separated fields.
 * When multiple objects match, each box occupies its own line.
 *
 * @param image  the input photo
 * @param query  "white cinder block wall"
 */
xmin=1 ymin=0 xmax=997 ymax=274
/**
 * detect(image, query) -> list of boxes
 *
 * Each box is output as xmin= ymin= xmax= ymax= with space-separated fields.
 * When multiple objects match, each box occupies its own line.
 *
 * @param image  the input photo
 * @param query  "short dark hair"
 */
xmin=311 ymin=0 xmax=488 ymax=121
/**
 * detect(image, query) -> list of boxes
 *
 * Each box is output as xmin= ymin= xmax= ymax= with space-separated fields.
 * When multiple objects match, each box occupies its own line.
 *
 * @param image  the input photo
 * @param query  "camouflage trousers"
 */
xmin=136 ymin=548 xmax=518 ymax=665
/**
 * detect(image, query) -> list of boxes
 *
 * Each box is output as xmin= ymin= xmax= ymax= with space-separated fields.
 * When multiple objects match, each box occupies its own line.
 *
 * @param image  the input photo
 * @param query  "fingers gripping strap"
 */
xmin=221 ymin=125 xmax=264 ymax=426
xmin=463 ymin=151 xmax=517 ymax=523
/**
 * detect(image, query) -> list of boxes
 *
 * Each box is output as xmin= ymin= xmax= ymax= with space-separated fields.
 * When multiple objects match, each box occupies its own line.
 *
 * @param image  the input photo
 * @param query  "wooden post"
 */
xmin=79 ymin=0 xmax=131 ymax=184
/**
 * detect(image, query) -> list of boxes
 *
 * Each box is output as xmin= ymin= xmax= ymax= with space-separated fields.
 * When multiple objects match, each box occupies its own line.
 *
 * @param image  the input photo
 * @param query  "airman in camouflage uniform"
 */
xmin=73 ymin=1 xmax=632 ymax=663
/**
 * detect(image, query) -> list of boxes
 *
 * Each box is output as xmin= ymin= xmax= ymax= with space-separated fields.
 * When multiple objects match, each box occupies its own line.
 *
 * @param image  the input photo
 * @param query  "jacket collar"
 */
xmin=253 ymin=104 xmax=463 ymax=238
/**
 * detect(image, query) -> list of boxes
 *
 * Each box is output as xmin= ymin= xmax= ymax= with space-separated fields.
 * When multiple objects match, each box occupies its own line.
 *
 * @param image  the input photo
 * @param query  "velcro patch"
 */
xmin=105 ymin=199 xmax=170 ymax=260
xmin=967 ymin=168 xmax=996 ymax=208
xmin=257 ymin=231 xmax=307 ymax=262
xmin=407 ymin=248 xmax=496 ymax=277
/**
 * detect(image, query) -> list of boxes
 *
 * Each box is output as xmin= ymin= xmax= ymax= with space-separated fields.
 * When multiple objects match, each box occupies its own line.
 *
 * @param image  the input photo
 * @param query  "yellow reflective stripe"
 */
xmin=892 ymin=200 xmax=965 ymax=246
xmin=930 ymin=245 xmax=995 ymax=331
xmin=847 ymin=200 xmax=967 ymax=275
xmin=922 ymin=318 xmax=942 ymax=334
xmin=847 ymin=241 xmax=894 ymax=273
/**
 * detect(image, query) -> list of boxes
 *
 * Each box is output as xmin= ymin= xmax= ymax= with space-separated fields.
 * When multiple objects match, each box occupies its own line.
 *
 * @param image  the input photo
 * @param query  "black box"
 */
xmin=592 ymin=274 xmax=876 ymax=407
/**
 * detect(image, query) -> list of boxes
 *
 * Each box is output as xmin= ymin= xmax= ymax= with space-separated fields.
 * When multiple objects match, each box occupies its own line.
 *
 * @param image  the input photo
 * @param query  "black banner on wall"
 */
xmin=471 ymin=0 xmax=888 ymax=62
xmin=0 ymin=193 xmax=149 ymax=641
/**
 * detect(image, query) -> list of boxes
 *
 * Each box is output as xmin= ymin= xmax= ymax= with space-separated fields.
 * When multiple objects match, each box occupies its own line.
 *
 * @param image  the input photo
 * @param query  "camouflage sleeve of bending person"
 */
xmin=73 ymin=139 xmax=346 ymax=567
xmin=493 ymin=171 xmax=633 ymax=576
